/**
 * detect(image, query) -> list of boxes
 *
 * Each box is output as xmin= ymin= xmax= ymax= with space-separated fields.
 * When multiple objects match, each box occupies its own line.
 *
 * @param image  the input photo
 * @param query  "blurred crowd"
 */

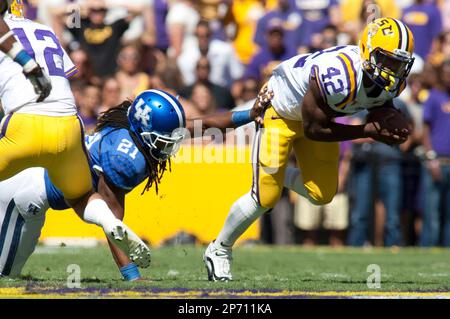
xmin=3 ymin=0 xmax=450 ymax=247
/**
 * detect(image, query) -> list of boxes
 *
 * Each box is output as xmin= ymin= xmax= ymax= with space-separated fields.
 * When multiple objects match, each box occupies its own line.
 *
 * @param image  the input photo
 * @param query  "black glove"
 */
xmin=23 ymin=66 xmax=52 ymax=102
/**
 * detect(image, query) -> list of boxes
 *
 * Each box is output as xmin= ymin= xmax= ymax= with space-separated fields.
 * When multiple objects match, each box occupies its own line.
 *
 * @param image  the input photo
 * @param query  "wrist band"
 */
xmin=120 ymin=263 xmax=141 ymax=281
xmin=231 ymin=110 xmax=252 ymax=127
xmin=14 ymin=50 xmax=32 ymax=66
xmin=0 ymin=31 xmax=15 ymax=46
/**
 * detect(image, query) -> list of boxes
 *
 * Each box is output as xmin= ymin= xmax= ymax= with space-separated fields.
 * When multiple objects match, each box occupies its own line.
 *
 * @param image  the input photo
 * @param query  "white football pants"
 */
xmin=0 ymin=168 xmax=49 ymax=277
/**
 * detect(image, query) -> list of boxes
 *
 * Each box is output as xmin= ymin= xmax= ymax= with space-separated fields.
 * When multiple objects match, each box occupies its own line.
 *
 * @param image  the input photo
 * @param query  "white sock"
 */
xmin=283 ymin=166 xmax=317 ymax=203
xmin=83 ymin=199 xmax=119 ymax=233
xmin=215 ymin=192 xmax=269 ymax=248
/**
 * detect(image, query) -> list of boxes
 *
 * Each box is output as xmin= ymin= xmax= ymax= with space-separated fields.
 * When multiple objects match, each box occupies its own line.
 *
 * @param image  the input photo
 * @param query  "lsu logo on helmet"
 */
xmin=1 ymin=0 xmax=24 ymax=17
xmin=10 ymin=0 xmax=24 ymax=18
xmin=359 ymin=18 xmax=415 ymax=94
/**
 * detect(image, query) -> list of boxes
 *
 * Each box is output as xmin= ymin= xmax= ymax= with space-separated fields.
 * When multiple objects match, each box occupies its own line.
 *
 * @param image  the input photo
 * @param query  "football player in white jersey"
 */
xmin=0 ymin=0 xmax=50 ymax=101
xmin=0 ymin=1 xmax=152 ymax=268
xmin=204 ymin=17 xmax=415 ymax=281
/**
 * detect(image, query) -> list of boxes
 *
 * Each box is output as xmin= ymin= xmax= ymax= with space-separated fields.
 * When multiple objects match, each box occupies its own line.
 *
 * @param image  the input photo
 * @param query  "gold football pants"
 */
xmin=0 ymin=113 xmax=92 ymax=200
xmin=251 ymin=106 xmax=339 ymax=208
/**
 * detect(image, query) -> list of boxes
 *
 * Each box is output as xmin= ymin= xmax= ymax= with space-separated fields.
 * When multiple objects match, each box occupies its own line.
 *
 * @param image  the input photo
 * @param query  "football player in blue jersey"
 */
xmin=0 ymin=88 xmax=273 ymax=280
xmin=0 ymin=1 xmax=154 ymax=274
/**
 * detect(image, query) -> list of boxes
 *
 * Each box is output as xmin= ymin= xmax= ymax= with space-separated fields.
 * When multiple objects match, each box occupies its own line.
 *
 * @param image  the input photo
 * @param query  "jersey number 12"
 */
xmin=13 ymin=28 xmax=65 ymax=77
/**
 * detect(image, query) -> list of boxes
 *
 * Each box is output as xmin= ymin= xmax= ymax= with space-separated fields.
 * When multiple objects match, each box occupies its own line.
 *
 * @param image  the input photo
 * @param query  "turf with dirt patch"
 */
xmin=1 ymin=245 xmax=450 ymax=298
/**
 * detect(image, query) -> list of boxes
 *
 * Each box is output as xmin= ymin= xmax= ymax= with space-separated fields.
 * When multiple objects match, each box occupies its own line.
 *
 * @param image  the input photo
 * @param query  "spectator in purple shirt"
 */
xmin=402 ymin=0 xmax=442 ymax=60
xmin=143 ymin=0 xmax=169 ymax=53
xmin=23 ymin=0 xmax=38 ymax=21
xmin=253 ymin=0 xmax=304 ymax=53
xmin=243 ymin=21 xmax=296 ymax=82
xmin=421 ymin=59 xmax=450 ymax=247
xmin=294 ymin=0 xmax=341 ymax=48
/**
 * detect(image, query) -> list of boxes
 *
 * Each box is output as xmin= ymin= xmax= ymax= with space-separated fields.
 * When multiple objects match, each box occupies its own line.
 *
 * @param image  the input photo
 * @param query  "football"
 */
xmin=366 ymin=106 xmax=411 ymax=136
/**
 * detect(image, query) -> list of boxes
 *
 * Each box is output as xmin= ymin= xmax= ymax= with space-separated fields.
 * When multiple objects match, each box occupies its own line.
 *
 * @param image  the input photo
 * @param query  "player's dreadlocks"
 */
xmin=95 ymin=100 xmax=170 ymax=195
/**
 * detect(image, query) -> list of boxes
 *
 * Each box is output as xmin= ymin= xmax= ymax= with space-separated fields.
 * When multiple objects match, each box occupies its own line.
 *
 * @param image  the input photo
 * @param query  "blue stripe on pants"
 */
xmin=2 ymin=212 xmax=25 ymax=275
xmin=0 ymin=200 xmax=15 ymax=256
xmin=0 ymin=114 xmax=12 ymax=139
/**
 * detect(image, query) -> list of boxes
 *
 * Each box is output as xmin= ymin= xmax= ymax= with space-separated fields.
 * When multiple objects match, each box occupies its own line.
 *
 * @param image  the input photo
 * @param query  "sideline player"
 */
xmin=204 ymin=18 xmax=415 ymax=281
xmin=0 ymin=89 xmax=273 ymax=279
xmin=0 ymin=2 xmax=151 ymax=267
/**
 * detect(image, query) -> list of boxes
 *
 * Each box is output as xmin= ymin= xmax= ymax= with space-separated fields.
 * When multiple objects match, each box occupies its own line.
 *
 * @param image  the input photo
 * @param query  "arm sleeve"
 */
xmin=62 ymin=47 xmax=78 ymax=78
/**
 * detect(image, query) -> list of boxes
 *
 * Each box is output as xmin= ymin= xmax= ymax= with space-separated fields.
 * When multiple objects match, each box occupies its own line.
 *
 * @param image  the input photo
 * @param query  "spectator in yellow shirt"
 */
xmin=340 ymin=0 xmax=401 ymax=43
xmin=231 ymin=0 xmax=265 ymax=65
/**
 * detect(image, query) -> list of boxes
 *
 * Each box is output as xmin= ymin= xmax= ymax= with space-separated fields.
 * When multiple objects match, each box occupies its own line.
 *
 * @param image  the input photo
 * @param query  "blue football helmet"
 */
xmin=128 ymin=89 xmax=186 ymax=161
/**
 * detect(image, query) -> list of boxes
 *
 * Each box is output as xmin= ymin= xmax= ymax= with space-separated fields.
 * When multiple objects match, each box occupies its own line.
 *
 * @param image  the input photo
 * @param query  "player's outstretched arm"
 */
xmin=0 ymin=17 xmax=51 ymax=102
xmin=185 ymin=87 xmax=273 ymax=134
xmin=302 ymin=78 xmax=408 ymax=145
xmin=97 ymin=174 xmax=142 ymax=281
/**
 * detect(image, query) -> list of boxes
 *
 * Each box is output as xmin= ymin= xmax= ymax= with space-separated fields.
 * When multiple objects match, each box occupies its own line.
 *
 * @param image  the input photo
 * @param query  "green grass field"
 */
xmin=1 ymin=244 xmax=450 ymax=298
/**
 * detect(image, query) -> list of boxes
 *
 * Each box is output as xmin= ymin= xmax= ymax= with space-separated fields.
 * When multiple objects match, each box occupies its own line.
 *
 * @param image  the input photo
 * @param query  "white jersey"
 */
xmin=267 ymin=45 xmax=400 ymax=121
xmin=0 ymin=15 xmax=77 ymax=116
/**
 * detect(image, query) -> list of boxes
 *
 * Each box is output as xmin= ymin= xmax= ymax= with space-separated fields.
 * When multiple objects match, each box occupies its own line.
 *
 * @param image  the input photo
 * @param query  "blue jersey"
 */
xmin=45 ymin=127 xmax=149 ymax=210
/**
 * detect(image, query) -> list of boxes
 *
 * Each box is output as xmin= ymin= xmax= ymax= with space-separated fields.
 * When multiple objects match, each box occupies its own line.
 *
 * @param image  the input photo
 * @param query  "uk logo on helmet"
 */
xmin=127 ymin=89 xmax=186 ymax=161
xmin=133 ymin=98 xmax=152 ymax=128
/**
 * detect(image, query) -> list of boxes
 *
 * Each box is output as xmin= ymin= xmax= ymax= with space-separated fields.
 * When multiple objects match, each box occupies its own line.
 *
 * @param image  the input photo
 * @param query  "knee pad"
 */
xmin=258 ymin=175 xmax=283 ymax=209
xmin=305 ymin=182 xmax=337 ymax=206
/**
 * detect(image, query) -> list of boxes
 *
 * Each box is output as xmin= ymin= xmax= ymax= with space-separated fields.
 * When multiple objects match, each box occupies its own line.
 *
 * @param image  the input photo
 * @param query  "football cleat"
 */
xmin=203 ymin=241 xmax=232 ymax=282
xmin=105 ymin=221 xmax=151 ymax=268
